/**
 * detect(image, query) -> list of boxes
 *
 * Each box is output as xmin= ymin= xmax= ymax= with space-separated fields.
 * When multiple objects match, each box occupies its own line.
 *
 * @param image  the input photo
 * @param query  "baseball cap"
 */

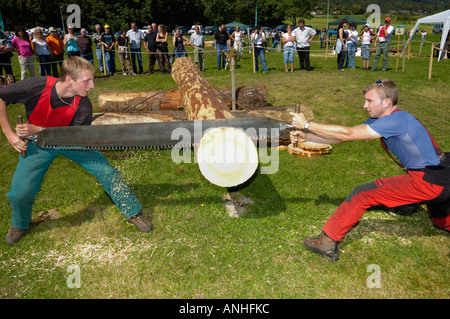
xmin=385 ymin=17 xmax=391 ymax=22
xmin=48 ymin=27 xmax=57 ymax=32
xmin=104 ymin=24 xmax=110 ymax=29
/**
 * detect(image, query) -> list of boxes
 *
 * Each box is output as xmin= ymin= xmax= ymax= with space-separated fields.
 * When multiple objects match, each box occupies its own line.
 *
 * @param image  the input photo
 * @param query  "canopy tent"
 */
xmin=225 ymin=21 xmax=250 ymax=29
xmin=409 ymin=9 xmax=450 ymax=61
xmin=328 ymin=15 xmax=368 ymax=26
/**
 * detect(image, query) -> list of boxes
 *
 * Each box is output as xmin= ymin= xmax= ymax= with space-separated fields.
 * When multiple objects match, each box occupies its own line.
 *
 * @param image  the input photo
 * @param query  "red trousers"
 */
xmin=323 ymin=171 xmax=450 ymax=242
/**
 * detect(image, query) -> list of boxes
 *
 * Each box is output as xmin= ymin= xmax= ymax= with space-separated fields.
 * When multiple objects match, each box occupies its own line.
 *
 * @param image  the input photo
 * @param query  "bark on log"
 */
xmin=171 ymin=57 xmax=234 ymax=120
xmin=98 ymin=91 xmax=183 ymax=113
xmin=98 ymin=85 xmax=268 ymax=113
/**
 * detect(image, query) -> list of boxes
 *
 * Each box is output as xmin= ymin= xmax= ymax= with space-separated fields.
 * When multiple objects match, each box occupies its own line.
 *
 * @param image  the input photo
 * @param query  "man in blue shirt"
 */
xmin=290 ymin=79 xmax=449 ymax=261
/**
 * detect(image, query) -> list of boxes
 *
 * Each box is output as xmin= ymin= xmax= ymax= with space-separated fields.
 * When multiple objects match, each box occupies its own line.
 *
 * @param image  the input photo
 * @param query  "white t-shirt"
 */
xmin=283 ymin=33 xmax=294 ymax=47
xmin=126 ymin=29 xmax=144 ymax=49
xmin=292 ymin=26 xmax=316 ymax=48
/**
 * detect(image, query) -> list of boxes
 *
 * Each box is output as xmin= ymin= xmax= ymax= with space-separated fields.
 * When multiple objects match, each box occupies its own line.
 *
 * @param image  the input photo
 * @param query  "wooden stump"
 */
xmin=171 ymin=57 xmax=234 ymax=120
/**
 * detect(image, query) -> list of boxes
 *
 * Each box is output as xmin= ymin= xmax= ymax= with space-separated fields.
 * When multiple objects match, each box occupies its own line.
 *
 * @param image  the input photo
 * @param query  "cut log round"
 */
xmin=196 ymin=127 xmax=258 ymax=187
xmin=171 ymin=57 xmax=234 ymax=120
xmin=288 ymin=143 xmax=332 ymax=157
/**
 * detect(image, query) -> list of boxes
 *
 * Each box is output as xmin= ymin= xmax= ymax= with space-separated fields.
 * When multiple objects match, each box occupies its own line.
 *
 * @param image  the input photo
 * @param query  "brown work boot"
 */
xmin=6 ymin=226 xmax=26 ymax=246
xmin=303 ymin=231 xmax=339 ymax=261
xmin=128 ymin=212 xmax=153 ymax=232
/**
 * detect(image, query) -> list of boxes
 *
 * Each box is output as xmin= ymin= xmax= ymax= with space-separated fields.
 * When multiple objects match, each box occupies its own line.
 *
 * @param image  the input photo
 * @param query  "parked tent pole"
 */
xmin=396 ymin=34 xmax=400 ymax=71
xmin=231 ymin=57 xmax=236 ymax=111
xmin=428 ymin=43 xmax=434 ymax=80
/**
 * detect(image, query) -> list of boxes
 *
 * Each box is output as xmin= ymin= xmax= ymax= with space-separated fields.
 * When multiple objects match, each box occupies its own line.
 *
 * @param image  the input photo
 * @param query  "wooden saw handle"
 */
xmin=17 ymin=116 xmax=27 ymax=158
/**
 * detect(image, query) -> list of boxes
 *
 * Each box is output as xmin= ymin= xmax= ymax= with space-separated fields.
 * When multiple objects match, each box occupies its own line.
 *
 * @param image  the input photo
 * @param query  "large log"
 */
xmin=98 ymin=85 xmax=268 ymax=113
xmin=171 ymin=57 xmax=234 ymax=120
xmin=98 ymin=91 xmax=182 ymax=112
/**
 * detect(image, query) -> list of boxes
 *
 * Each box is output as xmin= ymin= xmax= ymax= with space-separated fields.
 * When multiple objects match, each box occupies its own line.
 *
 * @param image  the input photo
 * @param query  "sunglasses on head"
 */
xmin=375 ymin=79 xmax=389 ymax=99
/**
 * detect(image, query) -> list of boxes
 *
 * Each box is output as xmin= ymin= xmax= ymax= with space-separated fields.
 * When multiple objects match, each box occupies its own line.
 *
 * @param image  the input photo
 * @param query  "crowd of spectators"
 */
xmin=0 ymin=18 xmax=408 ymax=82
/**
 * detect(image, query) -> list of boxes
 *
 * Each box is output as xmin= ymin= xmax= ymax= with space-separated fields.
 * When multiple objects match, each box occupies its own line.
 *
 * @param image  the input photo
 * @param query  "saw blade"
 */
xmin=27 ymin=117 xmax=292 ymax=151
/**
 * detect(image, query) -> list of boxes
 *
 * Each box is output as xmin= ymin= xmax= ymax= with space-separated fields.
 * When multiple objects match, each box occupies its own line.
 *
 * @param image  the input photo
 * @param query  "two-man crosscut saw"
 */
xmin=22 ymin=117 xmax=294 ymax=151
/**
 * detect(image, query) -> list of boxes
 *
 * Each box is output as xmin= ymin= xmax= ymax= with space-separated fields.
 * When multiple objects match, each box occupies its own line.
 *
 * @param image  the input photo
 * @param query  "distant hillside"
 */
xmin=315 ymin=0 xmax=448 ymax=14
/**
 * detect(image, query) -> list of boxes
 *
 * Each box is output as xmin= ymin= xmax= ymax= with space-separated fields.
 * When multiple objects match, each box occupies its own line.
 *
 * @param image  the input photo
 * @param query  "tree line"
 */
xmin=2 ymin=0 xmax=315 ymax=32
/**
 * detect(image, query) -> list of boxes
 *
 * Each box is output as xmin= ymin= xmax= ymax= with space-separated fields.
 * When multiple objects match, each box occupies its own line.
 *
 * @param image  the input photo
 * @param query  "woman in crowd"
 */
xmin=64 ymin=26 xmax=80 ymax=57
xmin=360 ymin=24 xmax=375 ymax=70
xmin=12 ymin=26 xmax=36 ymax=80
xmin=231 ymin=26 xmax=244 ymax=60
xmin=32 ymin=27 xmax=52 ymax=76
xmin=116 ymin=28 xmax=134 ymax=75
xmin=335 ymin=19 xmax=348 ymax=71
xmin=173 ymin=28 xmax=188 ymax=58
xmin=282 ymin=25 xmax=295 ymax=72
xmin=345 ymin=22 xmax=358 ymax=69
xmin=156 ymin=24 xmax=171 ymax=74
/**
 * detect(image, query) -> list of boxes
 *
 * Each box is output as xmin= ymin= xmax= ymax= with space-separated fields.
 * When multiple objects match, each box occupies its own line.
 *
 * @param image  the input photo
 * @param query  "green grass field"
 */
xmin=0 ymin=19 xmax=449 ymax=300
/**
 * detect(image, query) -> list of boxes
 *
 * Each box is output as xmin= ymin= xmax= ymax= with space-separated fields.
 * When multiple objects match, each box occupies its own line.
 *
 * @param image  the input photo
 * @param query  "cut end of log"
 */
xmin=197 ymin=127 xmax=258 ymax=187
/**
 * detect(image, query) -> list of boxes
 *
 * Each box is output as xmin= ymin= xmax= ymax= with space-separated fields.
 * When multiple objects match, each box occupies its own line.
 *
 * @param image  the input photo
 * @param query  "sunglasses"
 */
xmin=375 ymin=79 xmax=389 ymax=99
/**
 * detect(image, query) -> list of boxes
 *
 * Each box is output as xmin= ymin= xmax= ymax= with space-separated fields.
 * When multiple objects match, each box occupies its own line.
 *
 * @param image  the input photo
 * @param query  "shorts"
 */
xmin=361 ymin=44 xmax=371 ymax=60
xmin=284 ymin=47 xmax=294 ymax=64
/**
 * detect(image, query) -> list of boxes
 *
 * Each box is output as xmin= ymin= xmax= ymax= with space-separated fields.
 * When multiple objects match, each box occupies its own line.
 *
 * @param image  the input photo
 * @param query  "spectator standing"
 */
xmin=126 ymin=22 xmax=144 ymax=74
xmin=283 ymin=25 xmax=295 ymax=72
xmin=116 ymin=28 xmax=134 ymax=75
xmin=156 ymin=25 xmax=171 ymax=74
xmin=64 ymin=26 xmax=80 ymax=57
xmin=173 ymin=28 xmax=188 ymax=58
xmin=251 ymin=25 xmax=268 ymax=72
xmin=345 ymin=22 xmax=358 ymax=69
xmin=292 ymin=19 xmax=316 ymax=71
xmin=320 ymin=28 xmax=327 ymax=48
xmin=189 ymin=26 xmax=205 ymax=71
xmin=12 ymin=26 xmax=36 ymax=80
xmin=0 ymin=25 xmax=14 ymax=77
xmin=78 ymin=28 xmax=93 ymax=64
xmin=335 ymin=19 xmax=348 ymax=71
xmin=101 ymin=24 xmax=116 ymax=76
xmin=144 ymin=24 xmax=161 ymax=74
xmin=421 ymin=29 xmax=427 ymax=46
xmin=231 ymin=26 xmax=244 ymax=59
xmin=360 ymin=24 xmax=375 ymax=70
xmin=92 ymin=24 xmax=104 ymax=73
xmin=268 ymin=30 xmax=280 ymax=52
xmin=32 ymin=27 xmax=52 ymax=76
xmin=371 ymin=17 xmax=395 ymax=71
xmin=214 ymin=24 xmax=230 ymax=70
xmin=46 ymin=27 xmax=65 ymax=77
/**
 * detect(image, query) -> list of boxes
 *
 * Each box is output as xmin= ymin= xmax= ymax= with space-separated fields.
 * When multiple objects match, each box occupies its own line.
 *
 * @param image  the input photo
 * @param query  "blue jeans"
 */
xmin=254 ymin=47 xmax=268 ymax=72
xmin=130 ymin=47 xmax=143 ymax=74
xmin=174 ymin=47 xmax=187 ymax=58
xmin=104 ymin=49 xmax=115 ymax=74
xmin=345 ymin=42 xmax=356 ymax=68
xmin=216 ymin=44 xmax=229 ymax=69
xmin=268 ymin=39 xmax=280 ymax=51
xmin=8 ymin=142 xmax=143 ymax=230
xmin=96 ymin=47 xmax=104 ymax=72
xmin=81 ymin=52 xmax=94 ymax=64
xmin=37 ymin=54 xmax=52 ymax=76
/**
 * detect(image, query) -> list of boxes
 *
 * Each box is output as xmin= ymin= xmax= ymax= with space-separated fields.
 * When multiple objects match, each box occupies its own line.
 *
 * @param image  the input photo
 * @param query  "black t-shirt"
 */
xmin=0 ymin=76 xmax=93 ymax=126
xmin=214 ymin=30 xmax=229 ymax=45
xmin=144 ymin=31 xmax=158 ymax=51
xmin=77 ymin=35 xmax=92 ymax=54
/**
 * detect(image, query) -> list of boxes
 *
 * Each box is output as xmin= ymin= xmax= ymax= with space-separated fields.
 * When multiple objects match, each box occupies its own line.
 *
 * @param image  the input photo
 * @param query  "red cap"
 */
xmin=385 ymin=17 xmax=391 ymax=22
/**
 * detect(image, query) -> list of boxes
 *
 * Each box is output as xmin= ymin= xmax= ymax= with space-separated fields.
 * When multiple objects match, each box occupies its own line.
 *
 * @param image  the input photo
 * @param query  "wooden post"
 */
xmin=252 ymin=42 xmax=256 ymax=73
xmin=408 ymin=39 xmax=411 ymax=60
xmin=102 ymin=46 xmax=107 ymax=75
xmin=402 ymin=41 xmax=407 ymax=72
xmin=428 ymin=43 xmax=434 ymax=80
xmin=294 ymin=104 xmax=300 ymax=148
xmin=325 ymin=37 xmax=329 ymax=60
xmin=396 ymin=34 xmax=400 ymax=71
xmin=231 ymin=57 xmax=236 ymax=111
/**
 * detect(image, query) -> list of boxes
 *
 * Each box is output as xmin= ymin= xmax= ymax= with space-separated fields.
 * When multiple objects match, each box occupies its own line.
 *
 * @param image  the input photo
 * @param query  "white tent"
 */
xmin=409 ymin=9 xmax=450 ymax=61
